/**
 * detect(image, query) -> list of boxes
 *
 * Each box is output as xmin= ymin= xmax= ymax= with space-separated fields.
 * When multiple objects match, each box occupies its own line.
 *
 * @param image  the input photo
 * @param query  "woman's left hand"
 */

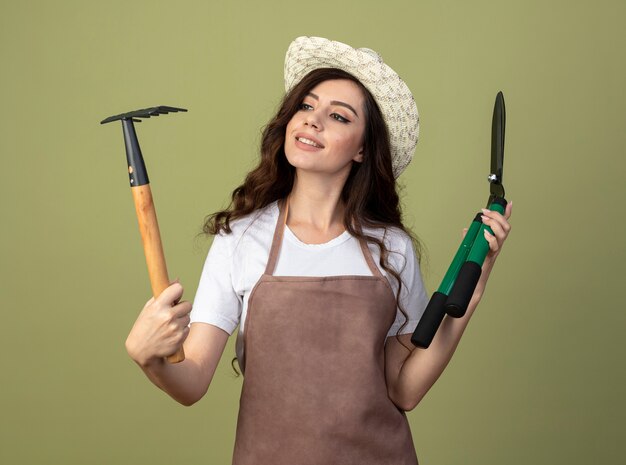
xmin=466 ymin=201 xmax=512 ymax=298
xmin=481 ymin=201 xmax=513 ymax=266
xmin=385 ymin=201 xmax=512 ymax=410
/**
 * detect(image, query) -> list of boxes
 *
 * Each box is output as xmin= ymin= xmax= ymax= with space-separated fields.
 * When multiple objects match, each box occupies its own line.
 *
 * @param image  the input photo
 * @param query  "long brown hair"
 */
xmin=204 ymin=68 xmax=421 ymax=359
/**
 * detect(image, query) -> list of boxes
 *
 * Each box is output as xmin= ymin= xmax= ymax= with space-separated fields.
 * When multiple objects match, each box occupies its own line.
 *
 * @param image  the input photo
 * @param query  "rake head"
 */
xmin=101 ymin=105 xmax=188 ymax=187
xmin=100 ymin=106 xmax=187 ymax=125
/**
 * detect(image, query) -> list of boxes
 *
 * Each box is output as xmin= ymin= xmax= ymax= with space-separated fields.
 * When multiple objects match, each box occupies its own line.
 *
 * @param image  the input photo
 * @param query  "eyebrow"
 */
xmin=307 ymin=92 xmax=360 ymax=118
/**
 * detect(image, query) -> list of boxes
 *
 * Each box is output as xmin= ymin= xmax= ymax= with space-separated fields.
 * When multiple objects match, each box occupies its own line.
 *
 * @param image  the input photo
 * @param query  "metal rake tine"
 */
xmin=133 ymin=107 xmax=153 ymax=117
xmin=101 ymin=105 xmax=188 ymax=124
xmin=160 ymin=106 xmax=188 ymax=113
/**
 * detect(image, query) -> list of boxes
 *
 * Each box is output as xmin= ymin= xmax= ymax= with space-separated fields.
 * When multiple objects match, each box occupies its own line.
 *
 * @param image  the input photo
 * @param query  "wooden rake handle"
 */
xmin=132 ymin=184 xmax=185 ymax=363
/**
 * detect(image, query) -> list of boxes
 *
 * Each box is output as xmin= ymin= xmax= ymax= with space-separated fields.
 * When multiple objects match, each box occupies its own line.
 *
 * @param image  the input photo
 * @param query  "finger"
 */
xmin=167 ymin=314 xmax=190 ymax=338
xmin=171 ymin=319 xmax=191 ymax=347
xmin=179 ymin=325 xmax=191 ymax=344
xmin=504 ymin=200 xmax=513 ymax=220
xmin=481 ymin=215 xmax=506 ymax=242
xmin=481 ymin=208 xmax=511 ymax=234
xmin=172 ymin=300 xmax=193 ymax=318
xmin=483 ymin=229 xmax=499 ymax=253
xmin=156 ymin=282 xmax=184 ymax=307
xmin=177 ymin=313 xmax=191 ymax=328
xmin=461 ymin=227 xmax=468 ymax=239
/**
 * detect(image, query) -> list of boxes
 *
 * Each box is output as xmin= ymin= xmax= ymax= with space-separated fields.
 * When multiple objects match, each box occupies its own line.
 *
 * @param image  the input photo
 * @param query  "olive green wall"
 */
xmin=1 ymin=0 xmax=624 ymax=463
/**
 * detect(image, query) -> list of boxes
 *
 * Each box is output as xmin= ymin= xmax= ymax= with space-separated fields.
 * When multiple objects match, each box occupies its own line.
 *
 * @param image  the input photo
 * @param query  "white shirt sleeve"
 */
xmin=190 ymin=231 xmax=242 ymax=335
xmin=386 ymin=234 xmax=429 ymax=338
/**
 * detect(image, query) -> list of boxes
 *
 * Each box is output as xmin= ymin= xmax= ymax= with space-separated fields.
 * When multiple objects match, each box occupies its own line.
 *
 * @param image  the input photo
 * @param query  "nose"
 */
xmin=304 ymin=111 xmax=322 ymax=130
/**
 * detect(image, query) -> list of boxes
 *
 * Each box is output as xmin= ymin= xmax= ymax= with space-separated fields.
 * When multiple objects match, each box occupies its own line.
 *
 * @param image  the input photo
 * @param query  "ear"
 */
xmin=353 ymin=147 xmax=364 ymax=163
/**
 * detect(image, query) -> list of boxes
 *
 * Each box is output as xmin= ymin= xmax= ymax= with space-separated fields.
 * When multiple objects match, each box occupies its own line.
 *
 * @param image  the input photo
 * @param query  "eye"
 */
xmin=331 ymin=113 xmax=350 ymax=123
xmin=299 ymin=102 xmax=313 ymax=111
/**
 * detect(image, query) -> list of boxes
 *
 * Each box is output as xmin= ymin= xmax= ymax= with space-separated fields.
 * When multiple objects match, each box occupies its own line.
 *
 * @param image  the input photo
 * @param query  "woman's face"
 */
xmin=284 ymin=79 xmax=366 ymax=179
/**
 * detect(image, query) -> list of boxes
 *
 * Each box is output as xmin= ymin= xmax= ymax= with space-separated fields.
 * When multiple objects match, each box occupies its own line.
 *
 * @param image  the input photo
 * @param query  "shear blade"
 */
xmin=489 ymin=92 xmax=506 ymax=200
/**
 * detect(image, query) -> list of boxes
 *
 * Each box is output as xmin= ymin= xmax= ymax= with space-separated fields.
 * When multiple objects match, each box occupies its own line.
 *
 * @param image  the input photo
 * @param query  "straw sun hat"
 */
xmin=284 ymin=36 xmax=419 ymax=178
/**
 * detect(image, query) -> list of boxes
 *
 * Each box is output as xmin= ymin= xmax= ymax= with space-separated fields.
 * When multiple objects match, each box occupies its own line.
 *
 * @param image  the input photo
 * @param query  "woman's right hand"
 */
xmin=125 ymin=282 xmax=192 ymax=368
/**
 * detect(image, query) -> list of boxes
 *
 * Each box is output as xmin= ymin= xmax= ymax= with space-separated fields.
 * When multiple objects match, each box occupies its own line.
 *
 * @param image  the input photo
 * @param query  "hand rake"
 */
xmin=101 ymin=106 xmax=188 ymax=363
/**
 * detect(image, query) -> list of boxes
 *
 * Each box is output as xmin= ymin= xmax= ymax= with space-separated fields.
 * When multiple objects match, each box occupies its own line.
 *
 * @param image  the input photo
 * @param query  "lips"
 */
xmin=295 ymin=133 xmax=324 ymax=149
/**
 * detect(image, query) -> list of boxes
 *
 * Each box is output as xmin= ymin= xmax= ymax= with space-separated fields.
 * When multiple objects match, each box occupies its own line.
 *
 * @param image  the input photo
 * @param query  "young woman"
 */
xmin=125 ymin=36 xmax=512 ymax=464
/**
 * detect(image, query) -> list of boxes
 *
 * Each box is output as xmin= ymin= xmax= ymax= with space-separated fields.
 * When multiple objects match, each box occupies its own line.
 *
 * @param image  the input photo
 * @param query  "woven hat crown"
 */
xmin=284 ymin=36 xmax=419 ymax=178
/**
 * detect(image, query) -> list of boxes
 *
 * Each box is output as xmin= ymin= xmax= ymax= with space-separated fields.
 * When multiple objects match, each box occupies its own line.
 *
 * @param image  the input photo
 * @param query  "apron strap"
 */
xmin=264 ymin=198 xmax=288 ymax=275
xmin=357 ymin=237 xmax=385 ymax=279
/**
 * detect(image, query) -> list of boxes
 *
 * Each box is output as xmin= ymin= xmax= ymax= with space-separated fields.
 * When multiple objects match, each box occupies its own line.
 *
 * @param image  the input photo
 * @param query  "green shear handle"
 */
xmin=412 ymin=92 xmax=506 ymax=348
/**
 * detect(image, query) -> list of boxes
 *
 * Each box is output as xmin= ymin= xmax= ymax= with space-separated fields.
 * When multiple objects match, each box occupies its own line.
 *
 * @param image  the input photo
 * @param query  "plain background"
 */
xmin=1 ymin=0 xmax=624 ymax=463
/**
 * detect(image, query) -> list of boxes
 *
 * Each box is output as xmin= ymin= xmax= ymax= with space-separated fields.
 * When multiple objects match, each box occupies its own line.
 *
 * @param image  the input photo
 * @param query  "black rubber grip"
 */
xmin=411 ymin=292 xmax=448 ymax=348
xmin=445 ymin=261 xmax=482 ymax=317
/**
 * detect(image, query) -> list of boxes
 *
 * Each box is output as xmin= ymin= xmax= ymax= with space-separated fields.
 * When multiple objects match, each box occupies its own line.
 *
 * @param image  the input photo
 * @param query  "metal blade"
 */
xmin=488 ymin=92 xmax=506 ymax=201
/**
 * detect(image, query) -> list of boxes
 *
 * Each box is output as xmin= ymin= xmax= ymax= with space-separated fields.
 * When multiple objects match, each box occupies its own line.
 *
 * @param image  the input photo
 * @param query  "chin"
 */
xmin=284 ymin=148 xmax=312 ymax=169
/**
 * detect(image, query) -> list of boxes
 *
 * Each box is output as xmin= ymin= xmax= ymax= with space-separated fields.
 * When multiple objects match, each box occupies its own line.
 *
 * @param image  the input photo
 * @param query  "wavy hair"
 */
xmin=203 ymin=68 xmax=422 ymax=371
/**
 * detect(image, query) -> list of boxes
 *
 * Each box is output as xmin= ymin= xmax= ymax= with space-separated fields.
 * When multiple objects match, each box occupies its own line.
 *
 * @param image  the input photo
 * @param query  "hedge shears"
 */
xmin=412 ymin=92 xmax=507 ymax=348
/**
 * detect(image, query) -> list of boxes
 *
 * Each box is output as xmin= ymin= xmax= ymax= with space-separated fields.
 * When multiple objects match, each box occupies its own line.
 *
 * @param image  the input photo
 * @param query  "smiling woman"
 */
xmin=285 ymin=79 xmax=366 ymax=181
xmin=123 ymin=36 xmax=512 ymax=465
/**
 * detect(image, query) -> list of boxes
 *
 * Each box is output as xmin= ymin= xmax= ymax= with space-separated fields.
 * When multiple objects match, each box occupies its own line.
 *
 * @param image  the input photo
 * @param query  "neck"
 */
xmin=287 ymin=171 xmax=348 ymax=233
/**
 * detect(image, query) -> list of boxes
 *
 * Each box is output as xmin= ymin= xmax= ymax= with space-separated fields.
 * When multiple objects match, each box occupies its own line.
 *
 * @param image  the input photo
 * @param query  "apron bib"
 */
xmin=233 ymin=198 xmax=418 ymax=465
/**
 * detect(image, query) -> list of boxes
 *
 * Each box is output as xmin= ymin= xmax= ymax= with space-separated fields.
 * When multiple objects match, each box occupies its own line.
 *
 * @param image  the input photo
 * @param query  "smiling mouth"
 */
xmin=296 ymin=136 xmax=324 ymax=148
